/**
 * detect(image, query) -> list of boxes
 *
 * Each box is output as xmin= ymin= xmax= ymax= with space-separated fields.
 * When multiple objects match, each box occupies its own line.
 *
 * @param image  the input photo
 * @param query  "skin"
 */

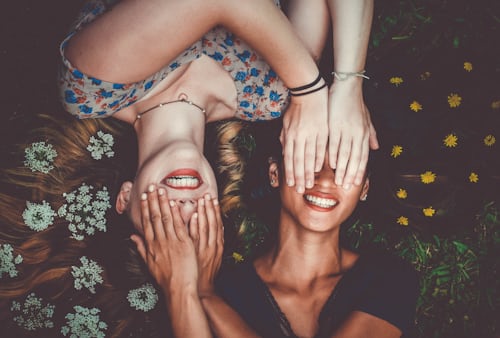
xmin=285 ymin=0 xmax=380 ymax=189
xmin=64 ymin=0 xmax=378 ymax=202
xmin=135 ymin=153 xmax=402 ymax=338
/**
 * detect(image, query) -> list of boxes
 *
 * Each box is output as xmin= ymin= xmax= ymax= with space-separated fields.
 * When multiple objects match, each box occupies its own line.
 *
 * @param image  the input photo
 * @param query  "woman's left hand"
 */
xmin=189 ymin=194 xmax=224 ymax=297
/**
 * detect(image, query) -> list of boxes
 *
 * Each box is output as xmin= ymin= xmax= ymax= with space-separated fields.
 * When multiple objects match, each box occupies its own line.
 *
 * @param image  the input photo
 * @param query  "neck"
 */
xmin=134 ymin=103 xmax=206 ymax=166
xmin=262 ymin=214 xmax=343 ymax=283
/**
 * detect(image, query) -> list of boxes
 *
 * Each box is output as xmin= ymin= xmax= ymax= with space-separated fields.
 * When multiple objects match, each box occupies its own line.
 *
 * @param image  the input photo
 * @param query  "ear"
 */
xmin=360 ymin=177 xmax=370 ymax=201
xmin=115 ymin=181 xmax=133 ymax=214
xmin=268 ymin=158 xmax=280 ymax=188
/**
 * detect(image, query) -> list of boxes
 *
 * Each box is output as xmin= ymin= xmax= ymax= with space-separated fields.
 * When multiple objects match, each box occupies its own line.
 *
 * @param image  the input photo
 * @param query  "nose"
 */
xmin=177 ymin=199 xmax=198 ymax=224
xmin=315 ymin=164 xmax=336 ymax=188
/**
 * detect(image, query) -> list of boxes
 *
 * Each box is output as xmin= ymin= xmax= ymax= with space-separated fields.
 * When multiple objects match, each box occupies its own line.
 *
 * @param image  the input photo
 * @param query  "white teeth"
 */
xmin=166 ymin=176 xmax=199 ymax=188
xmin=304 ymin=195 xmax=337 ymax=208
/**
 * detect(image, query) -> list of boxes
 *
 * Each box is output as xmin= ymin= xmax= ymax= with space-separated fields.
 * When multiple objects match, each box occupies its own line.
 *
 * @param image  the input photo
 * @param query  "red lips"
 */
xmin=163 ymin=169 xmax=203 ymax=190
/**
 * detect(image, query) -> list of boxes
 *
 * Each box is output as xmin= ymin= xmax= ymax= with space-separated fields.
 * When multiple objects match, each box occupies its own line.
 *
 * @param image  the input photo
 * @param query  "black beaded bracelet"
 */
xmin=289 ymin=83 xmax=327 ymax=97
xmin=288 ymin=73 xmax=322 ymax=92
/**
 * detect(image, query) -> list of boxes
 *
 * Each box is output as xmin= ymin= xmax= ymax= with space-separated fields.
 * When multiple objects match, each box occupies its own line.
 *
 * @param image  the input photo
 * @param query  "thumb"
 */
xmin=130 ymin=234 xmax=147 ymax=262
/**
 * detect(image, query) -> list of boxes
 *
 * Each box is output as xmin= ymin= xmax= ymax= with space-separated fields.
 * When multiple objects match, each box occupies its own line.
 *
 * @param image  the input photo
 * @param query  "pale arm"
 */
xmin=327 ymin=0 xmax=379 ymax=189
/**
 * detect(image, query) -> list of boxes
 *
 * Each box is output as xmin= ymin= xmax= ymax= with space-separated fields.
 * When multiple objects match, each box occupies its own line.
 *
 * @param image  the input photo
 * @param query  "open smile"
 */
xmin=304 ymin=193 xmax=338 ymax=211
xmin=163 ymin=169 xmax=202 ymax=190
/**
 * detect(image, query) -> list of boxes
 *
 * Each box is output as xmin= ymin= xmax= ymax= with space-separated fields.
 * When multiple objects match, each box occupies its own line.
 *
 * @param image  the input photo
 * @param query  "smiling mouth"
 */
xmin=304 ymin=194 xmax=337 ymax=210
xmin=163 ymin=169 xmax=202 ymax=190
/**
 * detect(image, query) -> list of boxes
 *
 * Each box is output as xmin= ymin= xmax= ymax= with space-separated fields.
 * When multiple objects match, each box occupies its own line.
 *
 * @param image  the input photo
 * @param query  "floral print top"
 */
xmin=59 ymin=0 xmax=288 ymax=121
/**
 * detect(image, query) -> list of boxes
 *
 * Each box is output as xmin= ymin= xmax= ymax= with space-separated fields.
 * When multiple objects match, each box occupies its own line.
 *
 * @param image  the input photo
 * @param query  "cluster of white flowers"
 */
xmin=87 ymin=131 xmax=115 ymax=160
xmin=0 ymin=243 xmax=23 ymax=278
xmin=22 ymin=200 xmax=56 ymax=232
xmin=24 ymin=141 xmax=58 ymax=174
xmin=11 ymin=293 xmax=55 ymax=331
xmin=127 ymin=283 xmax=159 ymax=312
xmin=61 ymin=305 xmax=107 ymax=338
xmin=57 ymin=183 xmax=111 ymax=241
xmin=71 ymin=256 xmax=104 ymax=294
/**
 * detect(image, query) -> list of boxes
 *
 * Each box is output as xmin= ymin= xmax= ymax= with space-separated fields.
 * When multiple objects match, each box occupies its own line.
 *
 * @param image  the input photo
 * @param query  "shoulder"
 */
xmin=350 ymin=250 xmax=420 ymax=334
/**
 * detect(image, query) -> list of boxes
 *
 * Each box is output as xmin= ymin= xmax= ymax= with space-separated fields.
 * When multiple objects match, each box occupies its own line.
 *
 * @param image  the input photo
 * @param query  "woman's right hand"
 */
xmin=131 ymin=185 xmax=198 ymax=294
xmin=280 ymin=86 xmax=329 ymax=194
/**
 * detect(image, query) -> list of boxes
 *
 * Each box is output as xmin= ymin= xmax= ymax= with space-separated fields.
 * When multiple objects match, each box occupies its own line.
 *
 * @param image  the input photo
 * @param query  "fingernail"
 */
xmin=204 ymin=194 xmax=211 ymax=200
xmin=193 ymin=212 xmax=198 ymax=219
xmin=213 ymin=199 xmax=219 ymax=205
xmin=287 ymin=179 xmax=294 ymax=187
xmin=158 ymin=188 xmax=165 ymax=196
xmin=141 ymin=193 xmax=147 ymax=200
xmin=169 ymin=200 xmax=175 ymax=207
xmin=296 ymin=186 xmax=304 ymax=193
xmin=148 ymin=184 xmax=155 ymax=193
xmin=343 ymin=184 xmax=351 ymax=190
xmin=306 ymin=180 xmax=313 ymax=188
xmin=199 ymin=198 xmax=205 ymax=206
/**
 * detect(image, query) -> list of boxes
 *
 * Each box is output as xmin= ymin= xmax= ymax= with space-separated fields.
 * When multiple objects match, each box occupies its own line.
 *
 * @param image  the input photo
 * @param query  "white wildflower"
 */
xmin=87 ymin=131 xmax=115 ymax=160
xmin=61 ymin=305 xmax=107 ymax=338
xmin=11 ymin=293 xmax=55 ymax=331
xmin=0 ymin=243 xmax=23 ymax=278
xmin=24 ymin=141 xmax=58 ymax=173
xmin=127 ymin=283 xmax=159 ymax=312
xmin=71 ymin=256 xmax=104 ymax=294
xmin=57 ymin=183 xmax=111 ymax=241
xmin=22 ymin=200 xmax=56 ymax=231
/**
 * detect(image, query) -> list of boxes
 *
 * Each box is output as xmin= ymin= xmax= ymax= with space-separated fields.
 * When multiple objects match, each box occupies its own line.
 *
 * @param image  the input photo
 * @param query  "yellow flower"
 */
xmin=423 ymin=206 xmax=436 ymax=217
xmin=397 ymin=216 xmax=409 ymax=226
xmin=232 ymin=252 xmax=244 ymax=263
xmin=389 ymin=77 xmax=404 ymax=86
xmin=391 ymin=145 xmax=403 ymax=158
xmin=410 ymin=101 xmax=423 ymax=112
xmin=421 ymin=171 xmax=436 ymax=184
xmin=463 ymin=62 xmax=473 ymax=72
xmin=484 ymin=134 xmax=496 ymax=146
xmin=447 ymin=93 xmax=462 ymax=108
xmin=469 ymin=172 xmax=479 ymax=183
xmin=396 ymin=188 xmax=408 ymax=199
xmin=443 ymin=133 xmax=458 ymax=148
xmin=491 ymin=100 xmax=500 ymax=109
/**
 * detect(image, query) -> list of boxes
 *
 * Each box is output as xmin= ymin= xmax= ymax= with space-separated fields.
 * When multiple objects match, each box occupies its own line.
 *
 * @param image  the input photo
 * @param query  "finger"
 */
xmin=368 ymin=121 xmax=380 ymax=150
xmin=344 ymin=138 xmax=362 ymax=188
xmin=328 ymin=129 xmax=341 ymax=170
xmin=283 ymin=136 xmax=295 ymax=188
xmin=189 ymin=212 xmax=200 ymax=252
xmin=293 ymin=139 xmax=305 ymax=193
xmin=169 ymin=200 xmax=189 ymax=241
xmin=140 ymin=193 xmax=154 ymax=243
xmin=204 ymin=195 xmax=218 ymax=247
xmin=334 ymin=137 xmax=351 ymax=187
xmin=354 ymin=139 xmax=370 ymax=186
xmin=130 ymin=234 xmax=147 ymax=262
xmin=303 ymin=138 xmax=316 ymax=190
xmin=314 ymin=130 xmax=328 ymax=173
xmin=213 ymin=199 xmax=224 ymax=263
xmin=197 ymin=196 xmax=208 ymax=251
xmin=147 ymin=185 xmax=166 ymax=240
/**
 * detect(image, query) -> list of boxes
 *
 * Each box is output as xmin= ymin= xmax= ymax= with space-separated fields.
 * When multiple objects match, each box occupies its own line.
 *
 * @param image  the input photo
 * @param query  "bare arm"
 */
xmin=327 ymin=0 xmax=379 ymax=189
xmin=66 ymin=0 xmax=319 ymax=88
xmin=131 ymin=186 xmax=211 ymax=338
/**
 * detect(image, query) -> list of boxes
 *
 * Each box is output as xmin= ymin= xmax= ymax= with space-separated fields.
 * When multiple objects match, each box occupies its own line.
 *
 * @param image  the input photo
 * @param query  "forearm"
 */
xmin=284 ymin=0 xmax=330 ymax=62
xmin=200 ymin=294 xmax=261 ymax=338
xmin=167 ymin=288 xmax=212 ymax=338
xmin=218 ymin=0 xmax=321 ymax=87
xmin=328 ymin=0 xmax=373 ymax=74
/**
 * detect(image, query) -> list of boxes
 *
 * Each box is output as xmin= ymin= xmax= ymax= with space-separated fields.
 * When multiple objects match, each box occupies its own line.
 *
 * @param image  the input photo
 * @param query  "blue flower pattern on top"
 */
xmin=59 ymin=0 xmax=288 ymax=121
